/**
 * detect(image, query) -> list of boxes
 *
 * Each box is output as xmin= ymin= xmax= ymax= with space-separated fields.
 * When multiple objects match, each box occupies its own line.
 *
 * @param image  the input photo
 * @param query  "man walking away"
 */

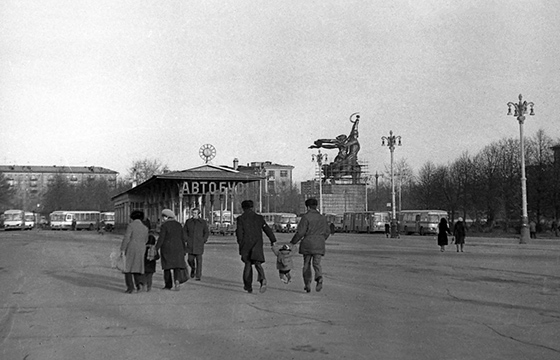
xmin=236 ymin=200 xmax=277 ymax=293
xmin=290 ymin=198 xmax=330 ymax=293
xmin=184 ymin=208 xmax=209 ymax=281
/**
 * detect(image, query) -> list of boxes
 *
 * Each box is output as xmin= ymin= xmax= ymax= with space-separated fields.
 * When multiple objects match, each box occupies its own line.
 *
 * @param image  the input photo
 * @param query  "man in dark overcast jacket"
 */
xmin=236 ymin=200 xmax=276 ymax=293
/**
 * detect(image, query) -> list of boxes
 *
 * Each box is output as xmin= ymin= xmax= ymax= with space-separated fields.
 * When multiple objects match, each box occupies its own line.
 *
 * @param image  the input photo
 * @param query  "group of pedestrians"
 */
xmin=234 ymin=197 xmax=330 ymax=294
xmin=119 ymin=197 xmax=331 ymax=295
xmin=119 ymin=207 xmax=209 ymax=293
xmin=437 ymin=217 xmax=466 ymax=252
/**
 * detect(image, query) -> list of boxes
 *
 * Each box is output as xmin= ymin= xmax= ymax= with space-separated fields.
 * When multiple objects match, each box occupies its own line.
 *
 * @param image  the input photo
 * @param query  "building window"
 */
xmin=267 ymin=170 xmax=275 ymax=179
xmin=280 ymin=170 xmax=288 ymax=177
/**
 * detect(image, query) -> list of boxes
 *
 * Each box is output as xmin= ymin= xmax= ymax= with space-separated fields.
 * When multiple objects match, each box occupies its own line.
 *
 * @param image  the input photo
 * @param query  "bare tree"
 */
xmin=127 ymin=158 xmax=170 ymax=185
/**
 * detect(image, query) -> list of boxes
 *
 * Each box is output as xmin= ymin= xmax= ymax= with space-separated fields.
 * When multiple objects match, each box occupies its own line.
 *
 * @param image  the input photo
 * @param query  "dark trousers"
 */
xmin=302 ymin=254 xmax=323 ymax=286
xmin=124 ymin=273 xmax=142 ymax=291
xmin=141 ymin=272 xmax=154 ymax=290
xmin=163 ymin=269 xmax=182 ymax=288
xmin=242 ymin=260 xmax=265 ymax=290
xmin=187 ymin=253 xmax=203 ymax=279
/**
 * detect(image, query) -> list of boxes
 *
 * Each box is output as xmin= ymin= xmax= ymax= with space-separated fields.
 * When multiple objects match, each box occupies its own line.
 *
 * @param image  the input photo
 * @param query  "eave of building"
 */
xmin=111 ymin=164 xmax=264 ymax=200
xmin=0 ymin=165 xmax=118 ymax=174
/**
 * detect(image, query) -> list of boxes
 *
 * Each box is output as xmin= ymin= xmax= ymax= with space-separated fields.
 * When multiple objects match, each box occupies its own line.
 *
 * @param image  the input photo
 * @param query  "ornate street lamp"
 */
xmin=507 ymin=94 xmax=535 ymax=244
xmin=382 ymin=131 xmax=402 ymax=238
xmin=312 ymin=150 xmax=328 ymax=214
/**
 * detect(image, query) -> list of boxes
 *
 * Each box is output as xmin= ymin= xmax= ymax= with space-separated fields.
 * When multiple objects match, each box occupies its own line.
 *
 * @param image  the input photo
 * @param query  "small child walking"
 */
xmin=271 ymin=244 xmax=294 ymax=284
xmin=142 ymin=229 xmax=159 ymax=291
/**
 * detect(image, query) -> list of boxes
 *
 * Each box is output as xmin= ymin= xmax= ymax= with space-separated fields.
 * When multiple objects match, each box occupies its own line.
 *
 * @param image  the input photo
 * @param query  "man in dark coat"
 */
xmin=236 ymin=200 xmax=277 ymax=293
xmin=155 ymin=209 xmax=187 ymax=290
xmin=184 ymin=208 xmax=209 ymax=281
xmin=290 ymin=198 xmax=330 ymax=293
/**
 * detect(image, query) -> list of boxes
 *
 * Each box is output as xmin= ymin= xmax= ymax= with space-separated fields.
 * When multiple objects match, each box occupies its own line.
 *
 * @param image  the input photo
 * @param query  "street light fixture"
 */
xmin=382 ymin=130 xmax=402 ymax=238
xmin=312 ymin=150 xmax=328 ymax=214
xmin=507 ymin=94 xmax=535 ymax=244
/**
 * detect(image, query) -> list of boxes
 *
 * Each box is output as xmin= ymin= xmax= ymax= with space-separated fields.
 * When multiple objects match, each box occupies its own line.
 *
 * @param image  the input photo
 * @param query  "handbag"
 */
xmin=146 ymin=245 xmax=159 ymax=261
xmin=177 ymin=268 xmax=189 ymax=284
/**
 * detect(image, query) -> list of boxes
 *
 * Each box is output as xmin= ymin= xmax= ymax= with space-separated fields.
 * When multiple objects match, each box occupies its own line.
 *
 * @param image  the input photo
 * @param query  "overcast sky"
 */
xmin=1 ymin=0 xmax=559 ymax=182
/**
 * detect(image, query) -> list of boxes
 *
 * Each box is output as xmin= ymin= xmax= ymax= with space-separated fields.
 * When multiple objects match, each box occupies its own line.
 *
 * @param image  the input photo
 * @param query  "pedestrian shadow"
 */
xmin=186 ymin=275 xmax=308 ymax=294
xmin=44 ymin=269 xmax=124 ymax=292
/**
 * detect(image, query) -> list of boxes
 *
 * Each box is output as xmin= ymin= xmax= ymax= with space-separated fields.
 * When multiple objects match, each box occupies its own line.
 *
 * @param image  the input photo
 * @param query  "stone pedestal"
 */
xmin=300 ymin=181 xmax=366 ymax=214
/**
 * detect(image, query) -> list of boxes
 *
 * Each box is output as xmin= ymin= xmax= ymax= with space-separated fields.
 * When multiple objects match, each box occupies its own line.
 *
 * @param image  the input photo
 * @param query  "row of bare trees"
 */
xmin=368 ymin=129 xmax=559 ymax=232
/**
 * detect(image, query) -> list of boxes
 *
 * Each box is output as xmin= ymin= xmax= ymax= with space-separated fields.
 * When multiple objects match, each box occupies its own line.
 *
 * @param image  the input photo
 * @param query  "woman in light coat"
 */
xmin=120 ymin=210 xmax=149 ymax=293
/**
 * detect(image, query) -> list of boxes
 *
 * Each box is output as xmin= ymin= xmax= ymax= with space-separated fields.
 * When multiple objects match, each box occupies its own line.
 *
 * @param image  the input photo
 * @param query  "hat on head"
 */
xmin=458 ymin=217 xmax=463 ymax=222
xmin=161 ymin=209 xmax=175 ymax=219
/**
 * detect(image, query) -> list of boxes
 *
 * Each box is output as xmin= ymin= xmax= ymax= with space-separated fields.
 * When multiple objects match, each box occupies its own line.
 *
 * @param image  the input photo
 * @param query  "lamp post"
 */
xmin=507 ymin=94 xmax=534 ymax=244
xmin=312 ymin=150 xmax=327 ymax=214
xmin=382 ymin=130 xmax=402 ymax=238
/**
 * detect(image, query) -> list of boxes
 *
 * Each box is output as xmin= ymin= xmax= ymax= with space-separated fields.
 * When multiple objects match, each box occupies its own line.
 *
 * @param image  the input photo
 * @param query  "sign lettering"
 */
xmin=182 ymin=181 xmax=245 ymax=195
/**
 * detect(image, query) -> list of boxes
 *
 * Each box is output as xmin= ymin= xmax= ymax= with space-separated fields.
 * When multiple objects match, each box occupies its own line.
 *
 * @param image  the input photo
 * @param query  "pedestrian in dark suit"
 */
xmin=236 ymin=200 xmax=277 ymax=293
xmin=155 ymin=209 xmax=187 ymax=291
xmin=453 ymin=217 xmax=466 ymax=253
xmin=184 ymin=208 xmax=209 ymax=281
xmin=290 ymin=198 xmax=330 ymax=293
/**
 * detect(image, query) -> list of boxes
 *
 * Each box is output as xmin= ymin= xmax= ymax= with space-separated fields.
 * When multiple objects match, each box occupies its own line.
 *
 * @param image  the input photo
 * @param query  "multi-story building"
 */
xmin=236 ymin=161 xmax=294 ymax=194
xmin=0 ymin=165 xmax=118 ymax=211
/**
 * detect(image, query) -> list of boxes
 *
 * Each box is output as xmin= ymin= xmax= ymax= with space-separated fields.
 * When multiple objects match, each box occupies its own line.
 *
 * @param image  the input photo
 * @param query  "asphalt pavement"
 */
xmin=0 ymin=229 xmax=559 ymax=360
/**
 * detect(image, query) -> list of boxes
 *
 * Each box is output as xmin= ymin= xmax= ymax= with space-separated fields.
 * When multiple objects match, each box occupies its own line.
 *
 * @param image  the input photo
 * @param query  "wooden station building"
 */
xmin=111 ymin=164 xmax=263 ymax=232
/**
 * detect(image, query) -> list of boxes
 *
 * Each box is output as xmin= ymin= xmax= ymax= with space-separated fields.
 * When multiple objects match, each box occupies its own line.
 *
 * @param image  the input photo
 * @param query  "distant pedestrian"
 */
xmin=236 ymin=200 xmax=277 ymax=293
xmin=120 ymin=210 xmax=149 ymax=293
xmin=290 ymin=198 xmax=331 ymax=293
xmin=437 ymin=218 xmax=451 ymax=252
xmin=529 ymin=220 xmax=537 ymax=239
xmin=453 ymin=217 xmax=466 ymax=252
xmin=384 ymin=223 xmax=390 ymax=238
xmin=552 ymin=220 xmax=558 ymax=237
xmin=184 ymin=208 xmax=209 ymax=281
xmin=271 ymin=243 xmax=294 ymax=284
xmin=155 ymin=209 xmax=187 ymax=291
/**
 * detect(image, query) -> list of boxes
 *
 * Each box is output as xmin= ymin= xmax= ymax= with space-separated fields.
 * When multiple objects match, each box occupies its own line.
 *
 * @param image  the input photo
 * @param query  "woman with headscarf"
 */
xmin=120 ymin=210 xmax=149 ymax=293
xmin=155 ymin=209 xmax=187 ymax=290
xmin=453 ymin=217 xmax=466 ymax=252
xmin=437 ymin=217 xmax=451 ymax=252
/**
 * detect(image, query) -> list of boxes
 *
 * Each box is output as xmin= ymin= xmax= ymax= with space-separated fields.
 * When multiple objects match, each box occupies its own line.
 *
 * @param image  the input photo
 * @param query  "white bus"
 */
xmin=49 ymin=211 xmax=74 ymax=230
xmin=100 ymin=211 xmax=115 ymax=231
xmin=49 ymin=211 xmax=101 ymax=230
xmin=259 ymin=213 xmax=282 ymax=229
xmin=3 ymin=209 xmax=25 ymax=230
xmin=272 ymin=213 xmax=298 ymax=232
xmin=72 ymin=211 xmax=101 ymax=230
xmin=398 ymin=210 xmax=448 ymax=235
xmin=24 ymin=211 xmax=35 ymax=229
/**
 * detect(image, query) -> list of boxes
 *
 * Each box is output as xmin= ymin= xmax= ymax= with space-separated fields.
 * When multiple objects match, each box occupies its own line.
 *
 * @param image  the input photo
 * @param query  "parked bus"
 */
xmin=100 ymin=211 xmax=115 ymax=231
xmin=325 ymin=214 xmax=344 ymax=233
xmin=342 ymin=211 xmax=390 ymax=233
xmin=3 ymin=209 xmax=25 ymax=230
xmin=24 ymin=211 xmax=35 ymax=229
xmin=398 ymin=210 xmax=448 ymax=235
xmin=49 ymin=211 xmax=101 ymax=230
xmin=259 ymin=213 xmax=282 ymax=229
xmin=72 ymin=211 xmax=101 ymax=230
xmin=272 ymin=213 xmax=298 ymax=232
xmin=49 ymin=211 xmax=74 ymax=230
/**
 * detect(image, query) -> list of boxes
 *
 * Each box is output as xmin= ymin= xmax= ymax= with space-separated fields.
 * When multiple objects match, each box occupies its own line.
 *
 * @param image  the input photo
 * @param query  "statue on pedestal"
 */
xmin=309 ymin=113 xmax=361 ymax=183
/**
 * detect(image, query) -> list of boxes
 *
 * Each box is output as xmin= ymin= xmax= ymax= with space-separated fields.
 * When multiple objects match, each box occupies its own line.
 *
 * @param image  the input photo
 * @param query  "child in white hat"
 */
xmin=271 ymin=243 xmax=294 ymax=284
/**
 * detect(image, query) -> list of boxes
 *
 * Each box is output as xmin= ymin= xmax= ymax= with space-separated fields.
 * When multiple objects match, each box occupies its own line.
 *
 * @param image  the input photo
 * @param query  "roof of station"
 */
xmin=112 ymin=164 xmax=264 ymax=198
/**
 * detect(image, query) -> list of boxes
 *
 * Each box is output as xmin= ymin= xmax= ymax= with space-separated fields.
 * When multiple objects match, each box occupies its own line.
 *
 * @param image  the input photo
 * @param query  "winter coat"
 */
xmin=144 ymin=233 xmax=158 ymax=274
xmin=156 ymin=219 xmax=187 ymax=270
xmin=120 ymin=219 xmax=149 ymax=273
xmin=271 ymin=245 xmax=293 ymax=271
xmin=184 ymin=218 xmax=209 ymax=255
xmin=236 ymin=210 xmax=276 ymax=263
xmin=453 ymin=221 xmax=466 ymax=245
xmin=290 ymin=209 xmax=330 ymax=255
xmin=437 ymin=221 xmax=450 ymax=246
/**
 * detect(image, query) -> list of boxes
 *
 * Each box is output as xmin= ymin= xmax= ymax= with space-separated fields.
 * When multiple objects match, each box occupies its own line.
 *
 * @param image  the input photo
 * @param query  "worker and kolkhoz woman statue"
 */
xmin=309 ymin=112 xmax=361 ymax=184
